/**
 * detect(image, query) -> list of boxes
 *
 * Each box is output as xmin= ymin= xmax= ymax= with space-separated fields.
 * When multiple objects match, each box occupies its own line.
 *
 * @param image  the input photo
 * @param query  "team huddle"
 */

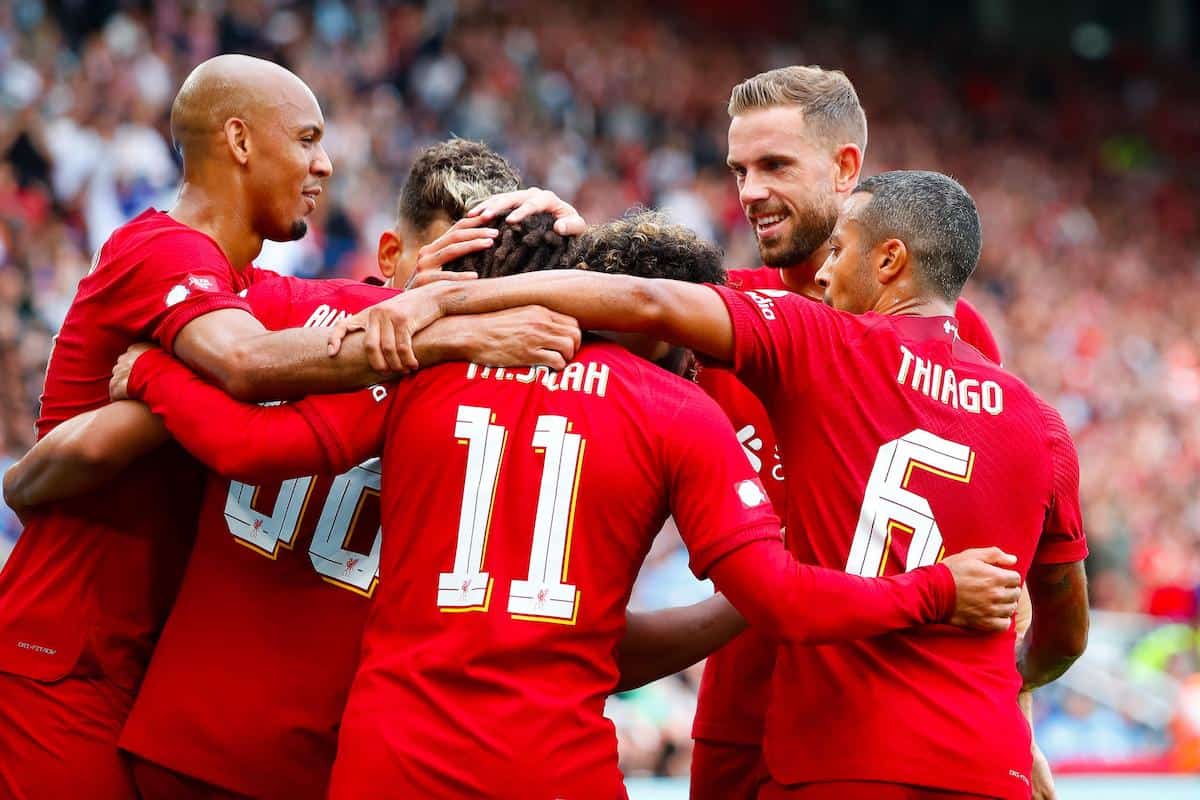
xmin=0 ymin=54 xmax=1089 ymax=800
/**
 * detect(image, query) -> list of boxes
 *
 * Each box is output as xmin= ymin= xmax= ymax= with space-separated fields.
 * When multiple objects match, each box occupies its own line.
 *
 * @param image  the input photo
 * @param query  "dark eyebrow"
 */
xmin=297 ymin=123 xmax=324 ymax=139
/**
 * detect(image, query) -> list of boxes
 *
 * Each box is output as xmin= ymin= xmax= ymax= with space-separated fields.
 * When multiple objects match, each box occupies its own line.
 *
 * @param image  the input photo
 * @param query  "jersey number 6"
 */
xmin=845 ymin=429 xmax=974 ymax=578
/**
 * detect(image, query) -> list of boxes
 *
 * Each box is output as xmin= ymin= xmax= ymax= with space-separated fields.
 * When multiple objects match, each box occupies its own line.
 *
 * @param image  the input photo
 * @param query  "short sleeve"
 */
xmin=708 ymin=284 xmax=842 ymax=404
xmin=293 ymin=381 xmax=404 ymax=475
xmin=125 ymin=229 xmax=254 ymax=352
xmin=659 ymin=386 xmax=782 ymax=578
xmin=1034 ymin=401 xmax=1088 ymax=565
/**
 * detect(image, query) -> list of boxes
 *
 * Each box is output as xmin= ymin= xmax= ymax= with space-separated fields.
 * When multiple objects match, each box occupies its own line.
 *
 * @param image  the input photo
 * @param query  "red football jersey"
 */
xmin=692 ymin=267 xmax=788 ymax=748
xmin=693 ymin=270 xmax=1005 ymax=753
xmin=118 ymin=276 xmax=396 ymax=799
xmin=127 ymin=339 xmax=960 ymax=799
xmin=954 ymin=296 xmax=1002 ymax=364
xmin=302 ymin=343 xmax=781 ymax=799
xmin=0 ymin=210 xmax=252 ymax=703
xmin=713 ymin=285 xmax=1086 ymax=798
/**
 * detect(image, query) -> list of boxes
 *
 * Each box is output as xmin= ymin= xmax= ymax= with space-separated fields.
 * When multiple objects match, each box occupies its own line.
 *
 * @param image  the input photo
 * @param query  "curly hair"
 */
xmin=445 ymin=212 xmax=574 ymax=278
xmin=568 ymin=210 xmax=726 ymax=286
xmin=397 ymin=139 xmax=521 ymax=233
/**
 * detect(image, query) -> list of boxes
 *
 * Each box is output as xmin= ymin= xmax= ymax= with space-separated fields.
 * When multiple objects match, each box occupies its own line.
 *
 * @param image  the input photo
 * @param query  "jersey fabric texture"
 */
xmin=0 ymin=209 xmax=254 ymax=798
xmin=692 ymin=268 xmax=1003 ymax=769
xmin=713 ymin=284 xmax=1086 ymax=799
xmin=119 ymin=276 xmax=397 ymax=800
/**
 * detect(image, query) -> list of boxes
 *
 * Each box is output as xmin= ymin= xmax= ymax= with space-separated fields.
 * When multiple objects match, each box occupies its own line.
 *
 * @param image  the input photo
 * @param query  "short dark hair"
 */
xmin=446 ymin=210 xmax=726 ymax=287
xmin=852 ymin=171 xmax=981 ymax=300
xmin=569 ymin=210 xmax=727 ymax=286
xmin=397 ymin=139 xmax=521 ymax=233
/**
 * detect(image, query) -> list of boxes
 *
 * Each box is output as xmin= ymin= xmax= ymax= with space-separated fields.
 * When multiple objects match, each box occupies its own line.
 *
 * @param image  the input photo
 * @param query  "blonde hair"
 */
xmin=398 ymin=139 xmax=521 ymax=232
xmin=728 ymin=65 xmax=867 ymax=153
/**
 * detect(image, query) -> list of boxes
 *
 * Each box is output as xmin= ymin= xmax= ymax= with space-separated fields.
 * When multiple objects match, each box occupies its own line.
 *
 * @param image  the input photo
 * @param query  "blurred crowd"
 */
xmin=1 ymin=0 xmax=1198 ymax=777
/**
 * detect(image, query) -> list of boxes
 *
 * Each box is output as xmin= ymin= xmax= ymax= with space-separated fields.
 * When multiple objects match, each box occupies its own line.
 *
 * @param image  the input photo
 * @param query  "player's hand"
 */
xmin=455 ymin=306 xmax=581 ymax=370
xmin=1031 ymin=740 xmax=1057 ymax=800
xmin=467 ymin=187 xmax=587 ymax=236
xmin=406 ymin=267 xmax=480 ymax=290
xmin=326 ymin=285 xmax=448 ymax=373
xmin=940 ymin=547 xmax=1021 ymax=631
xmin=110 ymin=342 xmax=156 ymax=401
xmin=410 ymin=216 xmax=499 ymax=278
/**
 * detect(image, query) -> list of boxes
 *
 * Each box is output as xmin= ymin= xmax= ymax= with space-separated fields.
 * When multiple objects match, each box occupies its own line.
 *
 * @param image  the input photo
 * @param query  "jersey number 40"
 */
xmin=222 ymin=461 xmax=382 ymax=597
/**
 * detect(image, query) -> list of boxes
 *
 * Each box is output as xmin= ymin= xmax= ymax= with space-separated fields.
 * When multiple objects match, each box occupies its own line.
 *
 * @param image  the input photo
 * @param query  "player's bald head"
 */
xmin=170 ymin=54 xmax=323 ymax=165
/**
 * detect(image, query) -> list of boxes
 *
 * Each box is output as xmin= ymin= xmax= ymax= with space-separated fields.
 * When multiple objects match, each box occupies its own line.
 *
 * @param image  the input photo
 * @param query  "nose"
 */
xmin=739 ymin=170 xmax=769 ymax=208
xmin=815 ymin=258 xmax=832 ymax=289
xmin=313 ymin=143 xmax=333 ymax=178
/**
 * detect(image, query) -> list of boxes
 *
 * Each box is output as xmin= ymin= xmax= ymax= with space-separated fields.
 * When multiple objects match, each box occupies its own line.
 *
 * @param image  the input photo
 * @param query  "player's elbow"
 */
xmin=1059 ymin=615 xmax=1090 ymax=661
xmin=211 ymin=342 xmax=264 ymax=402
xmin=626 ymin=278 xmax=673 ymax=336
xmin=2 ymin=464 xmax=27 ymax=510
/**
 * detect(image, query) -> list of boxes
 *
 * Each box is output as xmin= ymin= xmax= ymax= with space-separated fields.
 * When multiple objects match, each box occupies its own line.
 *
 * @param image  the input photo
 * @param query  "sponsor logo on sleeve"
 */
xmin=734 ymin=477 xmax=768 ymax=509
xmin=187 ymin=274 xmax=217 ymax=291
xmin=165 ymin=285 xmax=190 ymax=307
xmin=746 ymin=290 xmax=778 ymax=321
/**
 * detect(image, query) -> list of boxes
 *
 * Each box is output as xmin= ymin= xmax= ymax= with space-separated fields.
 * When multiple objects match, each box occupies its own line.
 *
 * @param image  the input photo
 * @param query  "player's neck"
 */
xmin=874 ymin=291 xmax=955 ymax=318
xmin=778 ymin=243 xmax=829 ymax=302
xmin=170 ymin=181 xmax=263 ymax=270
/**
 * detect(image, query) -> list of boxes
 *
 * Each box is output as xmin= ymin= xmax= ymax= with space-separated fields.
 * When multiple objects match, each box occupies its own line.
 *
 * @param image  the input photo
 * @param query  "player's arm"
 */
xmin=2 ymin=402 xmax=167 ymax=514
xmin=1018 ymin=402 xmax=1090 ymax=691
xmin=1017 ymin=561 xmax=1088 ymax=690
xmin=118 ymin=346 xmax=386 ymax=483
xmin=666 ymin=392 xmax=1020 ymax=643
xmin=327 ymin=271 xmax=735 ymax=374
xmin=614 ymin=595 xmax=746 ymax=693
xmin=172 ymin=302 xmax=577 ymax=402
xmin=172 ymin=310 xmax=389 ymax=402
xmin=708 ymin=538 xmax=1021 ymax=643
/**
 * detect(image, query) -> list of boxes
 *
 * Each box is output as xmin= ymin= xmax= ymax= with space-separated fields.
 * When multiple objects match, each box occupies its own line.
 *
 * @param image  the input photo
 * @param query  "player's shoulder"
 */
xmin=726 ymin=266 xmax=787 ymax=291
xmin=249 ymin=275 xmax=396 ymax=327
xmin=106 ymin=209 xmax=224 ymax=260
xmin=952 ymin=296 xmax=1002 ymax=364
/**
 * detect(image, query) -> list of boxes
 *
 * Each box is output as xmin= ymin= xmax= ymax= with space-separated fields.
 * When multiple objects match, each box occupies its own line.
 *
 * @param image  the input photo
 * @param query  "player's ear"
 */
xmin=875 ymin=239 xmax=907 ymax=286
xmin=224 ymin=118 xmax=251 ymax=166
xmin=832 ymin=143 xmax=862 ymax=193
xmin=377 ymin=229 xmax=403 ymax=285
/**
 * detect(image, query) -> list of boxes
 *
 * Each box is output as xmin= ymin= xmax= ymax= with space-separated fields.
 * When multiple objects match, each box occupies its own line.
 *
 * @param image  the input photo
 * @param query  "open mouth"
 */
xmin=301 ymin=187 xmax=322 ymax=212
xmin=753 ymin=212 xmax=787 ymax=239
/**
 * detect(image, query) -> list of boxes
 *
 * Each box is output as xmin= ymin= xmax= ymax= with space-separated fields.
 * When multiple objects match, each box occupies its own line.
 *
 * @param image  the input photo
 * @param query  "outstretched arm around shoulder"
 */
xmin=327 ymin=272 xmax=736 ymax=375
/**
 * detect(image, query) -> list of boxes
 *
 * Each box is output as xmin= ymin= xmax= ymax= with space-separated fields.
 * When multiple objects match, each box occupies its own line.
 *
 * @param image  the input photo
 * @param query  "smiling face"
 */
xmin=727 ymin=106 xmax=841 ymax=268
xmin=244 ymin=80 xmax=332 ymax=242
xmin=815 ymin=191 xmax=881 ymax=313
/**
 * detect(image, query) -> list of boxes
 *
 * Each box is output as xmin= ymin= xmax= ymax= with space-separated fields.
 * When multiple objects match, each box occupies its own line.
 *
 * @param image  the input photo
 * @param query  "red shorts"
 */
xmin=691 ymin=739 xmax=769 ymax=800
xmin=128 ymin=756 xmax=249 ymax=800
xmin=759 ymin=781 xmax=1000 ymax=800
xmin=0 ymin=670 xmax=136 ymax=799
